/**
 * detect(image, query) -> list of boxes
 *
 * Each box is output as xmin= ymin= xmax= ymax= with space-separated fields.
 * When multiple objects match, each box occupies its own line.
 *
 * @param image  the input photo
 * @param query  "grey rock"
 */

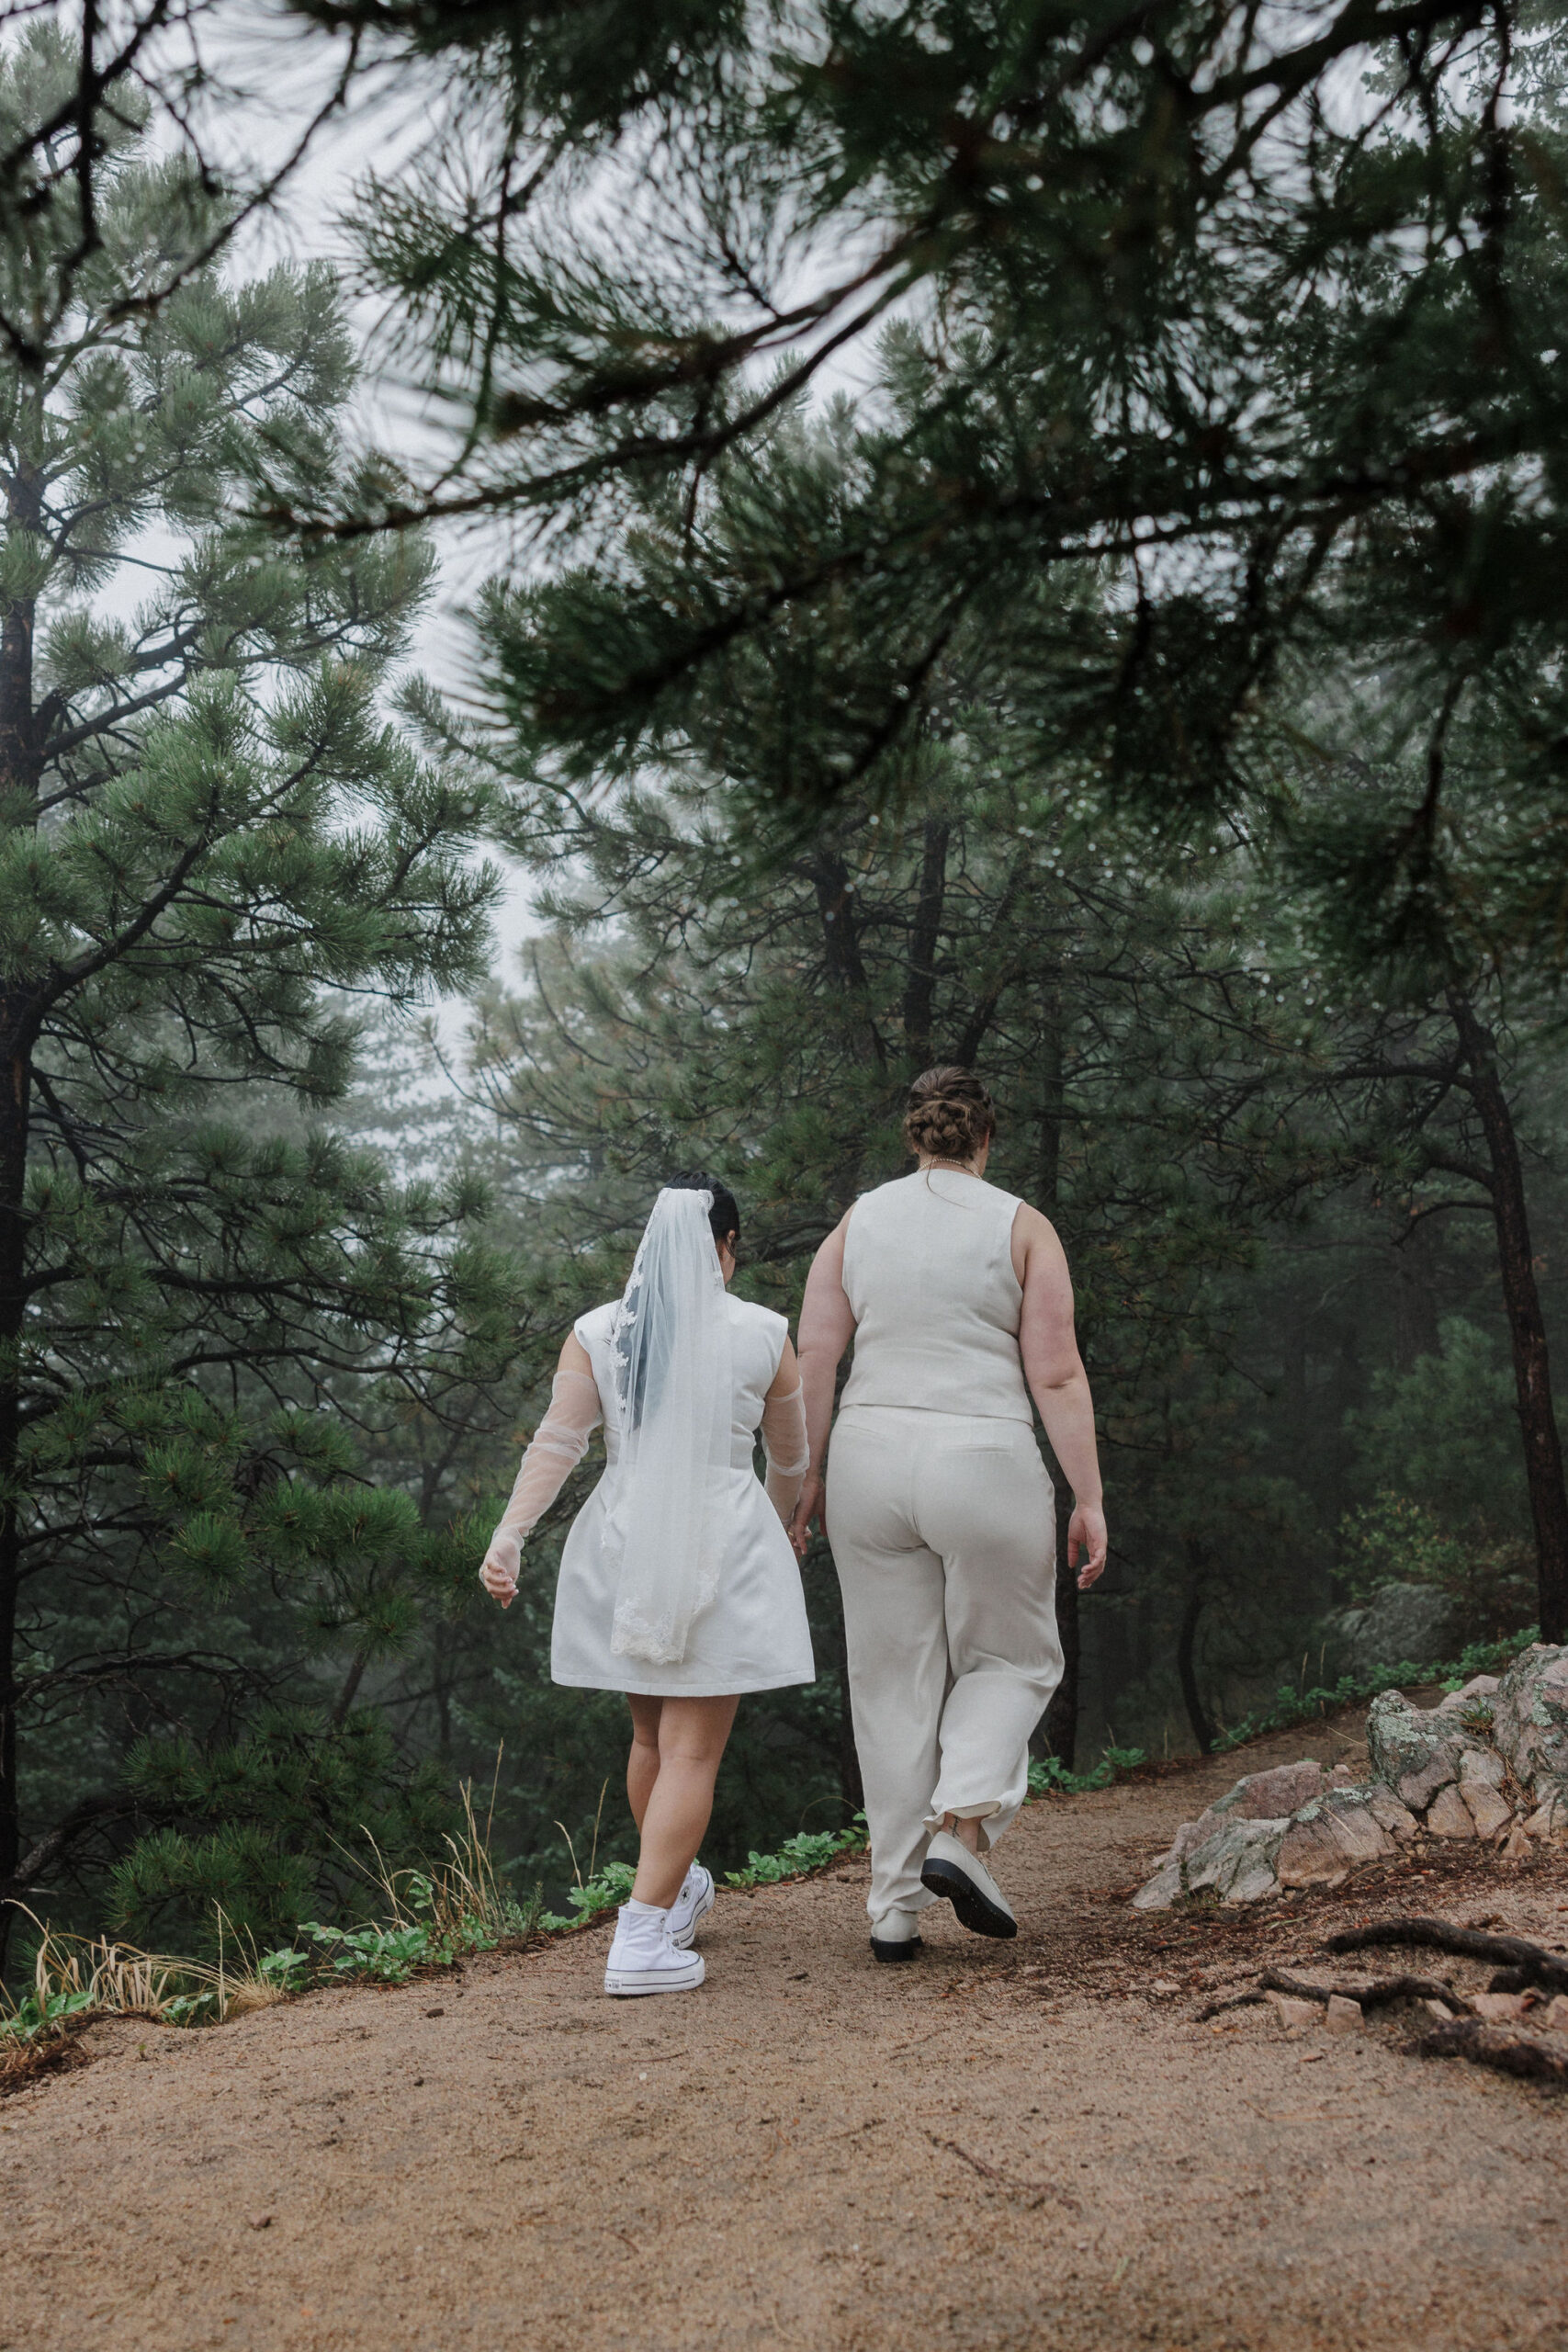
xmin=1425 ymin=1783 xmax=1477 ymax=1839
xmin=1134 ymin=1813 xmax=1292 ymax=1908
xmin=1459 ymin=1781 xmax=1513 ymax=1840
xmin=1179 ymin=1816 xmax=1289 ymax=1905
xmin=1266 ymin=1993 xmax=1321 ymax=2029
xmin=1135 ymin=1779 xmax=1407 ymax=1908
xmin=1491 ymin=1645 xmax=1568 ymax=1822
xmin=1522 ymin=1787 xmax=1568 ymax=1841
xmin=1129 ymin=1647 xmax=1557 ymax=1908
xmin=1156 ymin=1758 xmax=1347 ymax=1871
xmin=1328 ymin=1583 xmax=1463 ymax=1678
xmin=1457 ymin=1744 xmax=1506 ymax=1790
xmin=1279 ymin=1788 xmax=1401 ymax=1887
xmin=1130 ymin=1860 xmax=1185 ymax=1912
xmin=1365 ymin=1690 xmax=1493 ymax=1812
xmin=1437 ymin=1673 xmax=1501 ymax=1723
xmin=1363 ymin=1784 xmax=1420 ymax=1841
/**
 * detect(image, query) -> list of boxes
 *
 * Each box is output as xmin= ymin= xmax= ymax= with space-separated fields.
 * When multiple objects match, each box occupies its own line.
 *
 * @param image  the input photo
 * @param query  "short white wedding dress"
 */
xmin=547 ymin=1293 xmax=817 ymax=1698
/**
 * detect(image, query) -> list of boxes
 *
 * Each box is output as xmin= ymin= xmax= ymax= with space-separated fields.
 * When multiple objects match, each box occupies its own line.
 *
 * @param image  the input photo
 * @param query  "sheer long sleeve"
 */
xmin=484 ymin=1369 xmax=603 ymax=1577
xmin=760 ymin=1379 xmax=809 ymax=1524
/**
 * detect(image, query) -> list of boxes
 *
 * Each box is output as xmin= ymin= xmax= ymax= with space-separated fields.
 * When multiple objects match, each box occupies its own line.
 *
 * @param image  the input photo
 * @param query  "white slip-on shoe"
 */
xmin=667 ymin=1863 xmax=715 ymax=1951
xmin=869 ymin=1905 xmax=923 ymax=1965
xmin=604 ymin=1901 xmax=706 ymax=1997
xmin=919 ymin=1829 xmax=1018 ymax=1939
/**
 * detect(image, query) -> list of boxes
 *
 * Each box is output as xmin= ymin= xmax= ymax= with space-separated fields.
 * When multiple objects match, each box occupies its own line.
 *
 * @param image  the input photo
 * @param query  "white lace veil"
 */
xmin=604 ymin=1185 xmax=730 ymax=1665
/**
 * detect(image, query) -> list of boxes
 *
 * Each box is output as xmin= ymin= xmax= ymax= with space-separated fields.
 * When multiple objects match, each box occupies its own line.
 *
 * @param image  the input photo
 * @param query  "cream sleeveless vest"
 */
xmin=840 ymin=1169 xmax=1032 ymax=1422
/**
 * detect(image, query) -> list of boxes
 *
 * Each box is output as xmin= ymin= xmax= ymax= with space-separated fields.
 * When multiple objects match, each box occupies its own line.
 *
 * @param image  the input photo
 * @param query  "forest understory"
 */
xmin=5 ymin=1699 xmax=1565 ymax=2352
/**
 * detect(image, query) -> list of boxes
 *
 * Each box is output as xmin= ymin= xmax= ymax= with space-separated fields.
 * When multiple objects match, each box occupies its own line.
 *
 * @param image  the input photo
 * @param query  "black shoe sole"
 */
xmin=920 ymin=1857 xmax=1018 ymax=1939
xmin=870 ymin=1934 xmax=923 ymax=1964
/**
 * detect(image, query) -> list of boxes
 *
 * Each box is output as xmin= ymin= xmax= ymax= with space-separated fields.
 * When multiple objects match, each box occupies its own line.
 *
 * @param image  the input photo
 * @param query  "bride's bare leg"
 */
xmin=942 ymin=1813 xmax=984 ymax=1855
xmin=626 ymin=1695 xmax=662 ymax=1832
xmin=631 ymin=1694 xmax=739 ymax=1908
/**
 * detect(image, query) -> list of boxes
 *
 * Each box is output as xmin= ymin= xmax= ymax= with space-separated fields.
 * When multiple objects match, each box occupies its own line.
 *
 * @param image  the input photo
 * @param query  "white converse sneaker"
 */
xmin=869 ymin=1905 xmax=923 ymax=1964
xmin=920 ymin=1830 xmax=1018 ymax=1939
xmin=667 ymin=1862 xmax=715 ymax=1950
xmin=604 ymin=1900 xmax=706 ymax=1997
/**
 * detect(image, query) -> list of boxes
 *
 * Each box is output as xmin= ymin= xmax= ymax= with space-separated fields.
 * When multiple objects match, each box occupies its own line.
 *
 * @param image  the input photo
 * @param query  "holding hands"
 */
xmin=786 ymin=1473 xmax=822 ymax=1561
xmin=479 ymin=1534 xmax=521 ymax=1609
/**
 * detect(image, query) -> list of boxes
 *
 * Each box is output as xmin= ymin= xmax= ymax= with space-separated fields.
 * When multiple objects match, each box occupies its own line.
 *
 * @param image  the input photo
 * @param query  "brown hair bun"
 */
xmin=902 ymin=1067 xmax=998 ymax=1164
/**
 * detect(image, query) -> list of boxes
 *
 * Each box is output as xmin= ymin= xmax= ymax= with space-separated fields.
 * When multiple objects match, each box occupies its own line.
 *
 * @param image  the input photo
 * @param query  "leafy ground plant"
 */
xmin=1029 ymin=1744 xmax=1150 ymax=1798
xmin=537 ymin=1860 xmax=637 ymax=1933
xmin=724 ymin=1819 xmax=869 ymax=1889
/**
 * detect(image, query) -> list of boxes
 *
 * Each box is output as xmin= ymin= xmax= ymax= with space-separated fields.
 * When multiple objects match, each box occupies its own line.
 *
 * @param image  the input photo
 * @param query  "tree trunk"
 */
xmin=0 ymin=460 xmax=39 ymax=1972
xmin=901 ymin=819 xmax=949 ymax=1070
xmin=1034 ymin=967 xmax=1077 ymax=1764
xmin=330 ymin=1651 xmax=368 ymax=1729
xmin=1177 ymin=1554 xmax=1215 ymax=1754
xmin=1449 ymin=990 xmax=1568 ymax=1643
xmin=810 ymin=848 xmax=886 ymax=1069
xmin=1037 ymin=963 xmax=1064 ymax=1204
xmin=0 ymin=1006 xmax=28 ymax=1950
xmin=1039 ymin=1477 xmax=1078 ymax=1768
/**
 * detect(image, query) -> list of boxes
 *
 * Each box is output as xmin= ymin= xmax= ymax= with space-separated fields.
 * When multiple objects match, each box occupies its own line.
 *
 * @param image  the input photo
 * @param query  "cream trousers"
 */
xmin=827 ymin=1406 xmax=1063 ymax=1925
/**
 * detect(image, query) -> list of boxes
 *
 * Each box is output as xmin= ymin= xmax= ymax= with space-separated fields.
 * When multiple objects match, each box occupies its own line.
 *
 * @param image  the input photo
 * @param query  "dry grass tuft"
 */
xmin=358 ymin=1753 xmax=541 ymax=1947
xmin=0 ymin=2024 xmax=94 ymax=2098
xmin=1 ymin=1906 xmax=291 ymax=2075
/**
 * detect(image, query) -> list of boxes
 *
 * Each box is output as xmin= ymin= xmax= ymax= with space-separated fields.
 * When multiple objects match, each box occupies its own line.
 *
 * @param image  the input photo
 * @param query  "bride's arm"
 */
xmin=1014 ymin=1205 xmax=1109 ymax=1589
xmin=760 ymin=1336 xmax=810 ymax=1524
xmin=787 ymin=1215 xmax=855 ymax=1553
xmin=479 ymin=1332 xmax=603 ymax=1608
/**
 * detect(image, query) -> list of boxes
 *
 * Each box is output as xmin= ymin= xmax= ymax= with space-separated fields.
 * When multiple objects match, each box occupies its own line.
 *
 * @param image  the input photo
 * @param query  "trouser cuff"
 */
xmin=923 ymin=1796 xmax=1005 ymax=1846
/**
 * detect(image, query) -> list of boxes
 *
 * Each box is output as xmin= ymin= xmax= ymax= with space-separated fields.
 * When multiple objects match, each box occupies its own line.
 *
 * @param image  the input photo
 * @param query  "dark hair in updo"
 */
xmin=666 ymin=1169 xmax=740 ymax=1248
xmin=902 ymin=1068 xmax=998 ymax=1164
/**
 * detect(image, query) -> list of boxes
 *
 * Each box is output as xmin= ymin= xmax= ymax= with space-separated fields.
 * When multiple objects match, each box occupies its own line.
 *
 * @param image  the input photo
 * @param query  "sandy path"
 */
xmin=5 ymin=1711 xmax=1567 ymax=2352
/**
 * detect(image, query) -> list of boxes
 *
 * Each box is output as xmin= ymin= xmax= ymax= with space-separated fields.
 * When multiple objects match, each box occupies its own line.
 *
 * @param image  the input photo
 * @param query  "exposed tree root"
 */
xmin=1266 ymin=1965 xmax=1457 ymax=2008
xmin=1325 ymin=1916 xmax=1568 ymax=1996
xmin=1196 ymin=1964 xmax=1456 ymax=2021
xmin=1415 ymin=2017 xmax=1568 ymax=2086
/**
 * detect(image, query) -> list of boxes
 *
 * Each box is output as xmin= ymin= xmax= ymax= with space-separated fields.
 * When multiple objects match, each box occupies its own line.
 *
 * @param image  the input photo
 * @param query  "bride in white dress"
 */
xmin=479 ymin=1174 xmax=813 ymax=1996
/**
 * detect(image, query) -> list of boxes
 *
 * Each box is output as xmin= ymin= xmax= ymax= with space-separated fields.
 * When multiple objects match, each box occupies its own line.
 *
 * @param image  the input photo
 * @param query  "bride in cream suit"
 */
xmin=790 ymin=1069 xmax=1108 ymax=1960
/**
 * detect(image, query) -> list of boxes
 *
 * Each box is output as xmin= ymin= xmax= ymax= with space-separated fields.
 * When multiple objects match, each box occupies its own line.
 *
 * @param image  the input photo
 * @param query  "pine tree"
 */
xmin=0 ymin=28 xmax=511 ymax=1967
xmin=1273 ymin=683 xmax=1568 ymax=1645
xmin=294 ymin=0 xmax=1568 ymax=952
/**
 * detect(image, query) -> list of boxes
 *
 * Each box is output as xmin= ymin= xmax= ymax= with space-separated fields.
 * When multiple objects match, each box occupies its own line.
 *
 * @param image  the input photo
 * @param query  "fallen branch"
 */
xmin=1326 ymin=1917 xmax=1568 ymax=1996
xmin=1197 ymin=1989 xmax=1268 ymax=2020
xmin=1415 ymin=2017 xmax=1568 ymax=2086
xmin=1197 ymin=1965 xmax=1455 ymax=2022
xmin=1263 ymin=1966 xmax=1457 ymax=2010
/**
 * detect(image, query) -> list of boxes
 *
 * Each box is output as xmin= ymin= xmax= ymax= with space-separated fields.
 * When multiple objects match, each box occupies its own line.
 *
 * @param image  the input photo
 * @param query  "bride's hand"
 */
xmin=787 ymin=1474 xmax=823 ymax=1560
xmin=1067 ymin=1502 xmax=1108 ymax=1590
xmin=479 ymin=1538 xmax=520 ymax=1609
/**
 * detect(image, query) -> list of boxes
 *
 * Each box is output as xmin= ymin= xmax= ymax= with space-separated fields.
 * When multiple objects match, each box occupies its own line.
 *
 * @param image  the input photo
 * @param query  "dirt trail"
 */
xmin=6 ymin=1709 xmax=1567 ymax=2352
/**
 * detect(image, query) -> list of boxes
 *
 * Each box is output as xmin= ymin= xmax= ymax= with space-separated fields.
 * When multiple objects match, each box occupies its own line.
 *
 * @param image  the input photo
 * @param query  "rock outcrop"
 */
xmin=1133 ymin=1645 xmax=1567 ymax=1911
xmin=1491 ymin=1644 xmax=1568 ymax=1838
xmin=1325 ymin=1582 xmax=1465 ymax=1679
